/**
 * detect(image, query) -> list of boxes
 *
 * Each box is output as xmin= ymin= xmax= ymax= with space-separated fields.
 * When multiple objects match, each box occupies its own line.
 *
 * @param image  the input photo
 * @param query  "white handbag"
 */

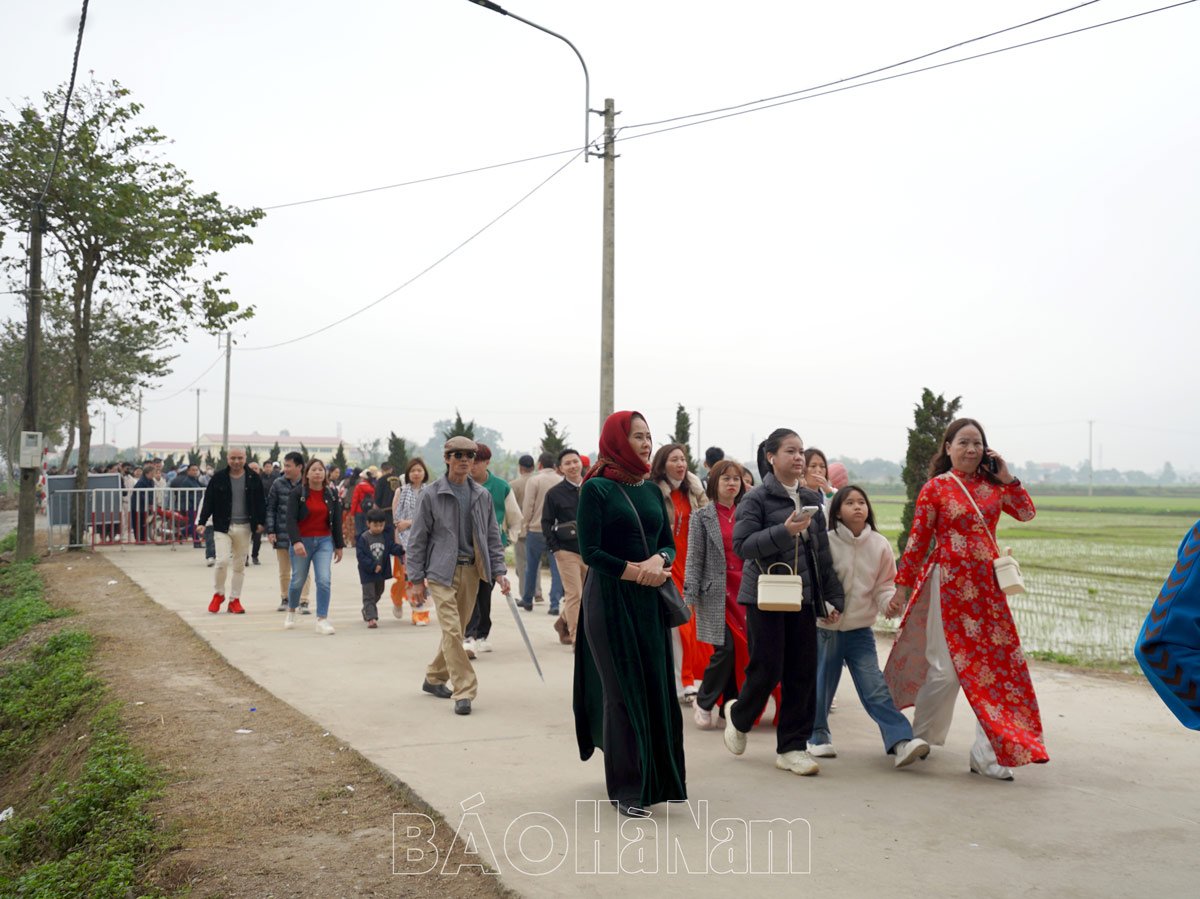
xmin=756 ymin=534 xmax=805 ymax=611
xmin=948 ymin=473 xmax=1027 ymax=596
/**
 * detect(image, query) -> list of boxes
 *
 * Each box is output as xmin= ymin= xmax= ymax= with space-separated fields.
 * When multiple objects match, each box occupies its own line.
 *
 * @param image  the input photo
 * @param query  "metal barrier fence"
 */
xmin=48 ymin=487 xmax=207 ymax=550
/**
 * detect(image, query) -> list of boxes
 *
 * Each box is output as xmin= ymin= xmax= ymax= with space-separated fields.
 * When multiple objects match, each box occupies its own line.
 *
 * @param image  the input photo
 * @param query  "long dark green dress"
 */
xmin=573 ymin=477 xmax=687 ymax=807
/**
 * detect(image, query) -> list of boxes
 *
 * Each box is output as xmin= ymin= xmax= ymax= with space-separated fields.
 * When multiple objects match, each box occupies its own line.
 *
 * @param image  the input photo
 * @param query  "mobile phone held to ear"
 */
xmin=981 ymin=450 xmax=999 ymax=475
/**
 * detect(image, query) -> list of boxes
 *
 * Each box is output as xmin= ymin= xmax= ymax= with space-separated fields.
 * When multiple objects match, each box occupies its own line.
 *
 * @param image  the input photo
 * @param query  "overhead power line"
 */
xmin=254 ymin=1 xmax=1190 ymax=214
xmin=618 ymin=0 xmax=1105 ymax=134
xmin=259 ymin=143 xmax=587 ymax=211
xmin=240 ymin=150 xmax=585 ymax=351
xmin=36 ymin=0 xmax=90 ymax=205
xmin=143 ymin=353 xmax=224 ymax=403
xmin=612 ymin=0 xmax=1199 ymax=146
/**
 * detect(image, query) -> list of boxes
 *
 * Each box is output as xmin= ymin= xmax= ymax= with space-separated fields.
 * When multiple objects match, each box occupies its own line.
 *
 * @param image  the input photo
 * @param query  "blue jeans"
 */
xmin=813 ymin=626 xmax=913 ymax=753
xmin=522 ymin=531 xmax=563 ymax=608
xmin=289 ymin=536 xmax=334 ymax=617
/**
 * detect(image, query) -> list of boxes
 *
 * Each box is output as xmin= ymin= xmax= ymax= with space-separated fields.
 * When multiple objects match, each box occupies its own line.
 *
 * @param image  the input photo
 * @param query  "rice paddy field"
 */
xmin=870 ymin=493 xmax=1200 ymax=668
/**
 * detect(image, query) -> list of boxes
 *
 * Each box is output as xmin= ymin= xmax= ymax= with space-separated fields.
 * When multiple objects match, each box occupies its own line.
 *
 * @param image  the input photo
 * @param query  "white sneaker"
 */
xmin=682 ymin=685 xmax=699 ymax=705
xmin=693 ymin=704 xmax=718 ymax=730
xmin=392 ymin=604 xmax=404 ymax=619
xmin=776 ymin=750 xmax=820 ymax=776
xmin=284 ymin=611 xmax=296 ymax=630
xmin=894 ymin=738 xmax=930 ymax=769
xmin=463 ymin=638 xmax=475 ymax=653
xmin=315 ymin=618 xmax=335 ymax=635
xmin=808 ymin=742 xmax=837 ymax=758
xmin=475 ymin=638 xmax=492 ymax=653
xmin=723 ymin=700 xmax=747 ymax=755
xmin=206 ymin=558 xmax=215 ymax=567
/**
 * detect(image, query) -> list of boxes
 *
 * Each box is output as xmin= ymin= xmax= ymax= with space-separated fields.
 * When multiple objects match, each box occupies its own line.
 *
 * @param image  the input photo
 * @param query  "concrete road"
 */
xmin=100 ymin=544 xmax=1197 ymax=898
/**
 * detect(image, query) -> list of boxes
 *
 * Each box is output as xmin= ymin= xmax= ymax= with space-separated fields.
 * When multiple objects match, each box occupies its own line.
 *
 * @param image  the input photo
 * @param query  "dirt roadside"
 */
xmin=38 ymin=549 xmax=511 ymax=898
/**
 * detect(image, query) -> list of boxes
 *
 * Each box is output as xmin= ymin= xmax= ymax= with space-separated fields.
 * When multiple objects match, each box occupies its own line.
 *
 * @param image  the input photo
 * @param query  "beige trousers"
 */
xmin=555 ymin=550 xmax=588 ymax=639
xmin=213 ymin=524 xmax=251 ymax=599
xmin=275 ymin=546 xmax=311 ymax=603
xmin=425 ymin=566 xmax=479 ymax=701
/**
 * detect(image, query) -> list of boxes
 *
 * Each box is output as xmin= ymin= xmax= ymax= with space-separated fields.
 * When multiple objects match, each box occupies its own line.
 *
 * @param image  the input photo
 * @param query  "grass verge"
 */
xmin=0 ymin=555 xmax=167 ymax=898
xmin=0 ymin=558 xmax=71 ymax=649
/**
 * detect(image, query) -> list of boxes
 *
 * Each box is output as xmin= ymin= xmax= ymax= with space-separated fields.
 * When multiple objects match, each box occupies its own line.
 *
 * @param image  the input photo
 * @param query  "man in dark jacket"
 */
xmin=133 ymin=462 xmax=157 ymax=542
xmin=196 ymin=448 xmax=266 ymax=614
xmin=374 ymin=462 xmax=398 ymax=511
xmin=171 ymin=463 xmax=204 ymax=547
xmin=543 ymin=448 xmax=587 ymax=645
xmin=265 ymin=451 xmax=312 ymax=612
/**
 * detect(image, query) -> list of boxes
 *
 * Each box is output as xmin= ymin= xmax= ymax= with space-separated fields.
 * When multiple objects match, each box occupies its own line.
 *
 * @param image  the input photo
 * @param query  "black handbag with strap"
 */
xmin=616 ymin=484 xmax=691 ymax=628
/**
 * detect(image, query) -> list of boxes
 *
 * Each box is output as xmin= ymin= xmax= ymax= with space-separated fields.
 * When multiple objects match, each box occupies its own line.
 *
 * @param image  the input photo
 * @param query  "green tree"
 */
xmin=203 ymin=450 xmax=215 ymax=469
xmin=188 ymin=449 xmax=201 ymax=466
xmin=268 ymin=441 xmax=281 ymax=463
xmin=245 ymin=444 xmax=260 ymax=464
xmin=299 ymin=442 xmax=309 ymax=463
xmin=442 ymin=409 xmax=476 ymax=440
xmin=163 ymin=453 xmax=176 ymax=472
xmin=357 ymin=437 xmax=383 ymax=467
xmin=386 ymin=432 xmax=410 ymax=472
xmin=898 ymin=388 xmax=962 ymax=554
xmin=217 ymin=447 xmax=228 ymax=470
xmin=0 ymin=78 xmax=262 ymax=505
xmin=669 ymin=403 xmax=697 ymax=473
xmin=540 ymin=417 xmax=568 ymax=458
xmin=332 ymin=442 xmax=348 ymax=472
xmin=1161 ymin=461 xmax=1178 ymax=485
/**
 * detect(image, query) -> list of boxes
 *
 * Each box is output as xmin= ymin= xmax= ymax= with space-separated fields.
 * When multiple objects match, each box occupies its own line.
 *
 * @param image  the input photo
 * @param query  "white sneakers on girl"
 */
xmin=893 ymin=738 xmax=931 ymax=769
xmin=693 ymin=704 xmax=719 ymax=730
xmin=723 ymin=700 xmax=747 ymax=755
xmin=808 ymin=742 xmax=837 ymax=758
xmin=776 ymin=751 xmax=820 ymax=776
xmin=284 ymin=611 xmax=296 ymax=630
xmin=315 ymin=618 xmax=335 ymax=635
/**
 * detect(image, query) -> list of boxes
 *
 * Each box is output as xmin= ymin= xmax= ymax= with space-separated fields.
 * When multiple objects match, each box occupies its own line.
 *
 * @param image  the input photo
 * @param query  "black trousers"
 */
xmin=730 ymin=604 xmax=817 ymax=754
xmin=251 ymin=529 xmax=262 ymax=560
xmin=583 ymin=580 xmax=642 ymax=804
xmin=696 ymin=623 xmax=740 ymax=713
xmin=465 ymin=579 xmax=492 ymax=640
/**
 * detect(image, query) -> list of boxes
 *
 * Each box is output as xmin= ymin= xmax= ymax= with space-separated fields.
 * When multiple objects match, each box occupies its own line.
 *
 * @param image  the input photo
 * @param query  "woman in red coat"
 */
xmin=884 ymin=418 xmax=1048 ymax=781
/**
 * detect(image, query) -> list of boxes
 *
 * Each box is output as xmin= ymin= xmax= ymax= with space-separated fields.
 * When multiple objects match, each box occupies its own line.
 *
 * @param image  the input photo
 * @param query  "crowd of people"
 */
xmin=138 ymin=410 xmax=1046 ymax=810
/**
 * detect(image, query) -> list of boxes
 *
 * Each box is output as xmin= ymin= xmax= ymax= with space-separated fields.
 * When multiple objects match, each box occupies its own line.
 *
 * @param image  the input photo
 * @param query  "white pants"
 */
xmin=911 ymin=568 xmax=1001 ymax=768
xmin=213 ymin=524 xmax=251 ymax=600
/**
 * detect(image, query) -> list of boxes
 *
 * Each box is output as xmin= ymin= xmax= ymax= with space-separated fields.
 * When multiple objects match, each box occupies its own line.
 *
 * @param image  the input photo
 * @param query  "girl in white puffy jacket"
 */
xmin=808 ymin=486 xmax=930 ymax=769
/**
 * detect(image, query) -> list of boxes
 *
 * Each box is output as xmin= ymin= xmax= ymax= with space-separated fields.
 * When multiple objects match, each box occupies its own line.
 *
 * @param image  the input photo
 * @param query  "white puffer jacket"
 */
xmin=821 ymin=523 xmax=897 ymax=631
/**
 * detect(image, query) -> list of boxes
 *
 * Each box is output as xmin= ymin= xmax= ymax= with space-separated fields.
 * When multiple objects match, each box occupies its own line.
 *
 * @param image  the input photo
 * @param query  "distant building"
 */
xmin=141 ymin=432 xmax=358 ymax=464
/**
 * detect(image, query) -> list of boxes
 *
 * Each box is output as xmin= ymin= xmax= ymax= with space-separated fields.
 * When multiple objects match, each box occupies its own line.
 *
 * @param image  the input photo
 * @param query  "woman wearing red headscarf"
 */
xmin=573 ymin=411 xmax=686 ymax=817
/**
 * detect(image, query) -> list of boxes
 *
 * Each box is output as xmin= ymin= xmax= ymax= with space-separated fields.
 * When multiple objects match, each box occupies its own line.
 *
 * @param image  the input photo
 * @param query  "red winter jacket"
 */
xmin=351 ymin=480 xmax=376 ymax=514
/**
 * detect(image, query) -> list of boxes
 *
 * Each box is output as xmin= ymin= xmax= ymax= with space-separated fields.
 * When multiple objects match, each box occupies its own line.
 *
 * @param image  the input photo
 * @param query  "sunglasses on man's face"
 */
xmin=446 ymin=451 xmax=476 ymax=460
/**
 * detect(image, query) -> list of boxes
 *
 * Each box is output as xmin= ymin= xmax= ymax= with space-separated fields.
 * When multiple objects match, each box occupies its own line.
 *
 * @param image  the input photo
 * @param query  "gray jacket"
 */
xmin=682 ymin=503 xmax=729 ymax=645
xmin=265 ymin=474 xmax=302 ymax=546
xmin=406 ymin=475 xmax=507 ymax=588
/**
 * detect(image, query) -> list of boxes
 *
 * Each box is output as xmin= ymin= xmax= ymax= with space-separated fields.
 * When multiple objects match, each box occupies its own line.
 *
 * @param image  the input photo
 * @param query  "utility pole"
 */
xmin=1088 ymin=419 xmax=1094 ymax=497
xmin=222 ymin=332 xmax=232 ymax=456
xmin=135 ymin=389 xmax=143 ymax=460
xmin=194 ymin=388 xmax=205 ymax=451
xmin=17 ymin=204 xmax=44 ymax=560
xmin=598 ymin=98 xmax=616 ymax=432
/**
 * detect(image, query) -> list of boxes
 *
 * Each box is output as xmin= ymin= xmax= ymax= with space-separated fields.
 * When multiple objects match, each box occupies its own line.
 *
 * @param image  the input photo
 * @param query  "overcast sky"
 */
xmin=2 ymin=0 xmax=1197 ymax=472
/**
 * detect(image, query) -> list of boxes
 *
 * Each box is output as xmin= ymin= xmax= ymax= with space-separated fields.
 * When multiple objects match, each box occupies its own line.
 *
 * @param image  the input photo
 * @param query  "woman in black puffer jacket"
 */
xmin=724 ymin=428 xmax=844 ymax=778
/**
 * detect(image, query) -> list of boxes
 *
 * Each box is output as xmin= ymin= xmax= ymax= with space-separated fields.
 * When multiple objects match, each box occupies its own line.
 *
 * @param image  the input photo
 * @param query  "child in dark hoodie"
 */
xmin=356 ymin=507 xmax=405 ymax=627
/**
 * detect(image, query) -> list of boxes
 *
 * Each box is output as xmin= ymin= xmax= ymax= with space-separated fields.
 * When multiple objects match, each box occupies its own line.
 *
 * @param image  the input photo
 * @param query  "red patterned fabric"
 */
xmin=884 ymin=470 xmax=1048 ymax=767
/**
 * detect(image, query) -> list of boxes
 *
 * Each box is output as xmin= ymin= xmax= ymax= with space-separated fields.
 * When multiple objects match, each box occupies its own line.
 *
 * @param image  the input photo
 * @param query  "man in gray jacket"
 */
xmin=408 ymin=436 xmax=510 ymax=716
xmin=265 ymin=451 xmax=312 ymax=612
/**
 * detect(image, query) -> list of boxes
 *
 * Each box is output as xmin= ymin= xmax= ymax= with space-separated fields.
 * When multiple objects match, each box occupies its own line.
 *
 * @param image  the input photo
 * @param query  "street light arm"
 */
xmin=465 ymin=0 xmax=592 ymax=158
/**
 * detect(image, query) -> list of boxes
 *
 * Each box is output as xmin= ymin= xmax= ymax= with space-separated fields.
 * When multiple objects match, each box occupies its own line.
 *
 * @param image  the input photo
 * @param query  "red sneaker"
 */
xmin=208 ymin=593 xmax=225 ymax=613
xmin=227 ymin=598 xmax=246 ymax=614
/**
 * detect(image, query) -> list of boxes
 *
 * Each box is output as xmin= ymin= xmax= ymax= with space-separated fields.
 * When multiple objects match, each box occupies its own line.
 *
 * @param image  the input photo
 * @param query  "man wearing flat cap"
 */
xmin=407 ymin=435 xmax=510 ymax=715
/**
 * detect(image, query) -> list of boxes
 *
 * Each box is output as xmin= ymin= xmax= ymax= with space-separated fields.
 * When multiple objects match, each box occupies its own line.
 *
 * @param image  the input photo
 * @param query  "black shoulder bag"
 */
xmin=616 ymin=485 xmax=691 ymax=628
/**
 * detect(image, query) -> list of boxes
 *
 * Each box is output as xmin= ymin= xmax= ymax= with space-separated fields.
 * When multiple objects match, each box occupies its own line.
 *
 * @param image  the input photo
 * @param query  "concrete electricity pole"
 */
xmin=135 ymin=389 xmax=143 ymax=460
xmin=222 ymin=332 xmax=232 ymax=456
xmin=598 ymin=98 xmax=616 ymax=432
xmin=194 ymin=388 xmax=205 ymax=451
xmin=17 ymin=204 xmax=44 ymax=560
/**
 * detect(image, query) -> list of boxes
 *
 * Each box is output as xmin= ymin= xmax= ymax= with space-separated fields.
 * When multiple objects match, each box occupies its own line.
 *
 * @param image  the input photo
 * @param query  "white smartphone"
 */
xmin=796 ymin=505 xmax=820 ymax=520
